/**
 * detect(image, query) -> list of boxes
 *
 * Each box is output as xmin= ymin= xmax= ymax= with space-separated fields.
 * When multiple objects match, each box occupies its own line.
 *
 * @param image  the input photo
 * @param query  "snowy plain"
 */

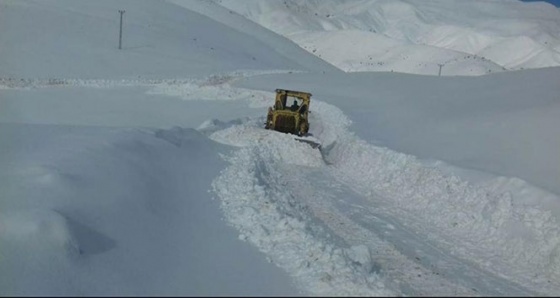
xmin=1 ymin=0 xmax=560 ymax=296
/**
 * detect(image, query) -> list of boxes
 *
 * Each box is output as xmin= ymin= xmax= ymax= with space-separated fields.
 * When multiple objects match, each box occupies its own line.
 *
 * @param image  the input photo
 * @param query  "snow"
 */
xmin=217 ymin=0 xmax=560 ymax=74
xmin=0 ymin=0 xmax=331 ymax=79
xmin=1 ymin=0 xmax=560 ymax=296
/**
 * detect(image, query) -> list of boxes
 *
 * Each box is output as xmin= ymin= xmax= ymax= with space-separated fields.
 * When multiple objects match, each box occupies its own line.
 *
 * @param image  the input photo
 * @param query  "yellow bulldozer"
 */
xmin=265 ymin=89 xmax=311 ymax=136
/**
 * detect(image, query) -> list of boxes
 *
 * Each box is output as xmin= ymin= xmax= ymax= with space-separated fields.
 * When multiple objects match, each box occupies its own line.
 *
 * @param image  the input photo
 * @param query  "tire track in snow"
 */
xmin=291 ymin=167 xmax=536 ymax=296
xmin=275 ymin=165 xmax=482 ymax=296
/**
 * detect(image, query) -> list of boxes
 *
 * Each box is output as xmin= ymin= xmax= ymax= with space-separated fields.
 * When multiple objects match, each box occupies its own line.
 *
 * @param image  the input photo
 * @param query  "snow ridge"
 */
xmin=326 ymin=134 xmax=560 ymax=293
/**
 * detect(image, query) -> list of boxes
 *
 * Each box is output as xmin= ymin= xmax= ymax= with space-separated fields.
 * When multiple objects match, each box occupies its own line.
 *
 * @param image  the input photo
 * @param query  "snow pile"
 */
xmin=325 ymin=135 xmax=560 ymax=291
xmin=0 ymin=209 xmax=80 ymax=257
xmin=210 ymin=123 xmax=394 ymax=296
xmin=216 ymin=0 xmax=560 ymax=75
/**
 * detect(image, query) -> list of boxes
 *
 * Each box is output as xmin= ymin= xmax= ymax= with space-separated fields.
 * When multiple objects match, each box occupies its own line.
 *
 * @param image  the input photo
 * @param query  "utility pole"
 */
xmin=438 ymin=63 xmax=444 ymax=76
xmin=118 ymin=10 xmax=125 ymax=50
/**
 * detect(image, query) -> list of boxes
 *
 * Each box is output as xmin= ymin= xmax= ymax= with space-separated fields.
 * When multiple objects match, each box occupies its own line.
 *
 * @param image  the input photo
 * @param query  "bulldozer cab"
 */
xmin=265 ymin=89 xmax=311 ymax=136
xmin=274 ymin=89 xmax=310 ymax=114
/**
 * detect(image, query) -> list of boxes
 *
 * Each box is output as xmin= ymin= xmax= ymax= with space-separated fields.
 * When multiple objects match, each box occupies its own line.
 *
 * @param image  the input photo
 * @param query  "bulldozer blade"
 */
xmin=294 ymin=136 xmax=321 ymax=149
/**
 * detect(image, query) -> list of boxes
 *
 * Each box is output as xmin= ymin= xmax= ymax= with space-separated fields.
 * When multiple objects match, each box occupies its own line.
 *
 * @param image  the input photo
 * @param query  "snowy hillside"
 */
xmin=1 ymin=0 xmax=560 ymax=296
xmin=0 ymin=0 xmax=336 ymax=79
xmin=216 ymin=0 xmax=560 ymax=75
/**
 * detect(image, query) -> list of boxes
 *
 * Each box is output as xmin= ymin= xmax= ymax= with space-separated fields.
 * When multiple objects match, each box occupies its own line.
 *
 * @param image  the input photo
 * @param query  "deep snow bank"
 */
xmin=0 ymin=123 xmax=298 ymax=295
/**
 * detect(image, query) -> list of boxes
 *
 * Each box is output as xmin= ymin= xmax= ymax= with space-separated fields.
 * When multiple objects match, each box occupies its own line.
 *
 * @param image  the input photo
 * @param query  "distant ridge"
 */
xmin=215 ymin=0 xmax=560 ymax=76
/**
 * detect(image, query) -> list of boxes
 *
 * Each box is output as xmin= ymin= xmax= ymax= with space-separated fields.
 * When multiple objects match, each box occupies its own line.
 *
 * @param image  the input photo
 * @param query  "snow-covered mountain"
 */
xmin=1 ymin=0 xmax=560 ymax=296
xmin=215 ymin=0 xmax=560 ymax=75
